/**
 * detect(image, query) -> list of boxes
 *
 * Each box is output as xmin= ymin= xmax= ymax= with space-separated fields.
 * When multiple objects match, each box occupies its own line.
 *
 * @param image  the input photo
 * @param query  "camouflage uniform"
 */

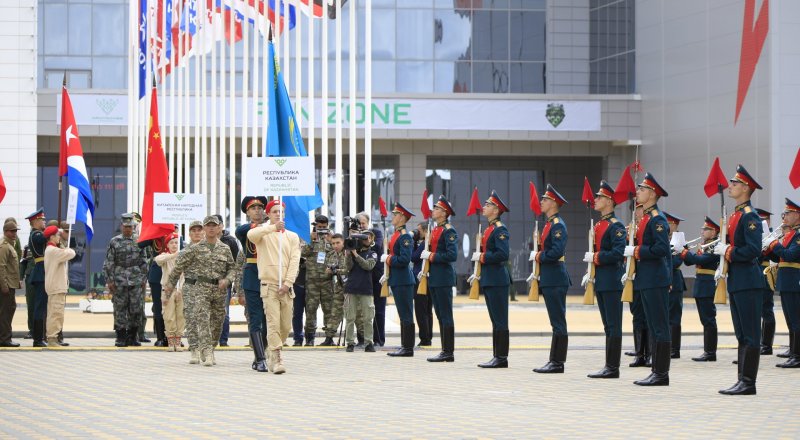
xmin=301 ymin=238 xmax=333 ymax=341
xmin=102 ymin=227 xmax=148 ymax=336
xmin=324 ymin=249 xmax=348 ymax=338
xmin=166 ymin=235 xmax=236 ymax=362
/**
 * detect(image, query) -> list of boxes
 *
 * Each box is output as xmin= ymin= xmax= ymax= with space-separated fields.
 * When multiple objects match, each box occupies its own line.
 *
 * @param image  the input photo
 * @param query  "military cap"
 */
xmin=189 ymin=220 xmax=203 ymax=230
xmin=485 ymin=190 xmax=510 ymax=214
xmin=434 ymin=195 xmax=455 ymax=217
xmin=213 ymin=214 xmax=224 ymax=225
xmin=25 ymin=208 xmax=45 ymax=221
xmin=595 ymin=180 xmax=615 ymax=200
xmin=542 ymin=184 xmax=568 ymax=207
xmin=730 ymin=164 xmax=762 ymax=190
xmin=314 ymin=214 xmax=329 ymax=224
xmin=783 ymin=198 xmax=800 ymax=214
xmin=130 ymin=212 xmax=142 ymax=223
xmin=43 ymin=225 xmax=60 ymax=239
xmin=392 ymin=202 xmax=415 ymax=219
xmin=663 ymin=212 xmax=683 ymax=225
xmin=755 ymin=208 xmax=772 ymax=220
xmin=241 ymin=196 xmax=268 ymax=213
xmin=203 ymin=215 xmax=221 ymax=226
xmin=638 ymin=172 xmax=669 ymax=197
xmin=121 ymin=213 xmax=136 ymax=226
xmin=702 ymin=216 xmax=720 ymax=232
xmin=3 ymin=221 xmax=20 ymax=232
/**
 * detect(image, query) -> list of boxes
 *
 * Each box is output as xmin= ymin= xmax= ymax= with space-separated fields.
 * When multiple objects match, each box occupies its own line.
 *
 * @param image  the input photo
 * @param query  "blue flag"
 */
xmin=138 ymin=0 xmax=147 ymax=99
xmin=265 ymin=41 xmax=323 ymax=243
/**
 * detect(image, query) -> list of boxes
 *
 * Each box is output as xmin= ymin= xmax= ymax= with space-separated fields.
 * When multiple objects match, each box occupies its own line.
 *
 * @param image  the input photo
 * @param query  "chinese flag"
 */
xmin=138 ymin=88 xmax=174 ymax=243
xmin=420 ymin=189 xmax=431 ymax=220
xmin=529 ymin=181 xmax=541 ymax=216
xmin=466 ymin=187 xmax=481 ymax=217
xmin=378 ymin=196 xmax=388 ymax=218
xmin=613 ymin=164 xmax=636 ymax=205
xmin=704 ymin=157 xmax=729 ymax=197
xmin=790 ymin=147 xmax=800 ymax=189
xmin=0 ymin=169 xmax=6 ymax=205
xmin=581 ymin=177 xmax=594 ymax=208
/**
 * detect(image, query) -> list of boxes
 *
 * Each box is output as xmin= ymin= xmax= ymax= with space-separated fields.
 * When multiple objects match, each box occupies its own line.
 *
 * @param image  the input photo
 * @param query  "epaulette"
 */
xmin=444 ymin=223 xmax=452 ymax=230
xmin=651 ymin=209 xmax=660 ymax=216
xmin=610 ymin=218 xmax=618 ymax=223
xmin=495 ymin=221 xmax=504 ymax=228
xmin=552 ymin=218 xmax=560 ymax=224
xmin=744 ymin=206 xmax=753 ymax=214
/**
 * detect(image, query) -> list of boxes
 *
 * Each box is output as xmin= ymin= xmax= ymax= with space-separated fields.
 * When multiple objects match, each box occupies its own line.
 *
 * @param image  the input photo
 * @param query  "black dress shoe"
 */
xmin=533 ymin=361 xmax=564 ymax=374
xmin=776 ymin=357 xmax=800 ymax=368
xmin=57 ymin=341 xmax=70 ymax=347
xmin=346 ymin=344 xmax=355 ymax=352
xmin=24 ymin=332 xmax=32 ymax=340
xmin=154 ymin=339 xmax=168 ymax=347
xmin=417 ymin=341 xmax=432 ymax=347
xmin=670 ymin=352 xmax=680 ymax=359
xmin=33 ymin=341 xmax=48 ymax=347
xmin=219 ymin=342 xmax=229 ymax=347
xmin=292 ymin=340 xmax=303 ymax=347
xmin=587 ymin=366 xmax=619 ymax=379
xmin=364 ymin=343 xmax=376 ymax=352
xmin=624 ymin=350 xmax=636 ymax=356
xmin=760 ymin=345 xmax=773 ymax=355
xmin=477 ymin=357 xmax=508 ymax=368
xmin=140 ymin=336 xmax=152 ymax=343
xmin=427 ymin=351 xmax=454 ymax=362
xmin=719 ymin=380 xmax=756 ymax=395
xmin=386 ymin=347 xmax=413 ymax=357
xmin=691 ymin=352 xmax=716 ymax=362
xmin=629 ymin=357 xmax=649 ymax=367
xmin=0 ymin=341 xmax=20 ymax=347
xmin=633 ymin=372 xmax=669 ymax=386
xmin=319 ymin=337 xmax=335 ymax=346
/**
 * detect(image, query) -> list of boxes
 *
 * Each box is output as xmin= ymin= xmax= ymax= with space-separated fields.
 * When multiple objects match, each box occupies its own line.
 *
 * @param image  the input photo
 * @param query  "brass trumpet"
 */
xmin=683 ymin=236 xmax=703 ymax=248
xmin=699 ymin=239 xmax=720 ymax=252
xmin=761 ymin=229 xmax=784 ymax=251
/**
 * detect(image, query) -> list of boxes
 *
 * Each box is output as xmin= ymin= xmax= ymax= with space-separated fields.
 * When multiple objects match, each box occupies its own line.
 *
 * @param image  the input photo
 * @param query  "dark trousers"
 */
xmin=781 ymin=292 xmax=800 ymax=332
xmin=730 ymin=290 xmax=763 ymax=348
xmin=640 ymin=287 xmax=670 ymax=343
xmin=0 ymin=289 xmax=16 ymax=343
xmin=292 ymin=283 xmax=306 ymax=341
xmin=483 ymin=285 xmax=509 ymax=331
xmin=430 ymin=286 xmax=454 ymax=327
xmin=629 ymin=290 xmax=647 ymax=331
xmin=25 ymin=279 xmax=34 ymax=333
xmin=150 ymin=281 xmax=163 ymax=319
xmin=413 ymin=287 xmax=433 ymax=344
xmin=393 ymin=284 xmax=414 ymax=325
xmin=373 ymin=287 xmax=386 ymax=346
xmin=596 ymin=290 xmax=622 ymax=338
xmin=762 ymin=289 xmax=775 ymax=324
xmin=244 ymin=288 xmax=266 ymax=334
xmin=32 ymin=282 xmax=47 ymax=320
xmin=668 ymin=290 xmax=683 ymax=327
xmin=541 ymin=286 xmax=568 ymax=336
xmin=219 ymin=287 xmax=232 ymax=344
xmin=694 ymin=297 xmax=717 ymax=328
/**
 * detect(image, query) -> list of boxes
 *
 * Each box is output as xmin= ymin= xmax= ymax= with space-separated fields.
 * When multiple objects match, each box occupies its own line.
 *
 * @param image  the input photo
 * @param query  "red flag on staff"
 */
xmin=790 ymin=147 xmax=800 ymax=189
xmin=0 ymin=169 xmax=6 ymax=205
xmin=378 ymin=196 xmax=388 ymax=218
xmin=704 ymin=157 xmax=729 ymax=197
xmin=466 ymin=187 xmax=482 ymax=217
xmin=138 ymin=88 xmax=174 ymax=243
xmin=581 ymin=177 xmax=594 ymax=208
xmin=613 ymin=164 xmax=637 ymax=205
xmin=420 ymin=189 xmax=431 ymax=220
xmin=529 ymin=181 xmax=542 ymax=216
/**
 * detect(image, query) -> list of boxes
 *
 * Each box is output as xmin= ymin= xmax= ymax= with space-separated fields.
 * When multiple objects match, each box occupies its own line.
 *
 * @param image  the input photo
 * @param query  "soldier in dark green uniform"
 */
xmin=24 ymin=208 xmax=47 ymax=347
xmin=384 ymin=203 xmax=416 ymax=357
xmin=664 ymin=212 xmax=686 ymax=359
xmin=755 ymin=208 xmax=777 ymax=355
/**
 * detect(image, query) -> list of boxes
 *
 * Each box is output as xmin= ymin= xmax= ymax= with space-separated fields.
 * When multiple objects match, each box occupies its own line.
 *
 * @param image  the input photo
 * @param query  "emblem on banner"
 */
xmin=546 ymin=103 xmax=565 ymax=128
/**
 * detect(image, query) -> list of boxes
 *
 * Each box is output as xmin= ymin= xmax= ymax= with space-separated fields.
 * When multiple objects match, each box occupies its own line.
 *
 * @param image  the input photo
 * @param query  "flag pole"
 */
xmin=334 ymin=0 xmax=343 ymax=233
xmin=348 ymin=0 xmax=357 ymax=217
xmin=58 ymin=73 xmax=66 ymax=224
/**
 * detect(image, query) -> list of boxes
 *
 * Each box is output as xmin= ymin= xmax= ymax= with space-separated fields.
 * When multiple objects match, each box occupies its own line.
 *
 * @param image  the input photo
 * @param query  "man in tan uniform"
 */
xmin=247 ymin=199 xmax=300 ymax=374
xmin=0 ymin=220 xmax=21 ymax=347
xmin=44 ymin=225 xmax=76 ymax=347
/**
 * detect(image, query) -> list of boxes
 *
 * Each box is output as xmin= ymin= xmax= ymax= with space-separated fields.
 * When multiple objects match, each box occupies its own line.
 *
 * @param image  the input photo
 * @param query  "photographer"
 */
xmin=342 ymin=230 xmax=377 ymax=352
xmin=300 ymin=215 xmax=333 ymax=346
xmin=412 ymin=222 xmax=433 ymax=347
xmin=324 ymin=234 xmax=348 ymax=344
xmin=356 ymin=212 xmax=386 ymax=347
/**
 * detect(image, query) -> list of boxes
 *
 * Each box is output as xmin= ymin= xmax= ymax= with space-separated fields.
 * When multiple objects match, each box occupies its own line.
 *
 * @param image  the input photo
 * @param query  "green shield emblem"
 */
xmin=546 ymin=103 xmax=565 ymax=128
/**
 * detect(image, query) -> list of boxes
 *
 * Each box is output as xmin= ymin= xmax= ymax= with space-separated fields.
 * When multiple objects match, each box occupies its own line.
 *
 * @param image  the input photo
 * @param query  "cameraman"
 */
xmin=356 ymin=212 xmax=386 ymax=347
xmin=300 ymin=215 xmax=333 ymax=346
xmin=412 ymin=222 xmax=433 ymax=347
xmin=342 ymin=230 xmax=377 ymax=352
xmin=324 ymin=234 xmax=348 ymax=343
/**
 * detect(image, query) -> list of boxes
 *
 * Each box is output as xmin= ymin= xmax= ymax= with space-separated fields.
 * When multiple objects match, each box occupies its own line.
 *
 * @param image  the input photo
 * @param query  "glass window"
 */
xmin=396 ymin=61 xmax=433 ymax=93
xmin=69 ymin=4 xmax=92 ymax=56
xmin=92 ymin=57 xmax=125 ymax=88
xmin=433 ymin=9 xmax=472 ymax=61
xmin=370 ymin=8 xmax=396 ymax=61
xmin=509 ymin=62 xmax=545 ymax=93
xmin=44 ymin=3 xmax=69 ymax=55
xmin=472 ymin=61 xmax=508 ymax=93
xmin=434 ymin=61 xmax=471 ymax=93
xmin=510 ymin=11 xmax=545 ymax=61
xmin=396 ymin=9 xmax=434 ymax=60
xmin=92 ymin=3 xmax=126 ymax=56
xmin=373 ymin=61 xmax=396 ymax=93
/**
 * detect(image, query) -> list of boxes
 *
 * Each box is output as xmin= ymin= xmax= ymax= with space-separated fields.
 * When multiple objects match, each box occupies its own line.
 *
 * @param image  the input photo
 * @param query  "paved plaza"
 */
xmin=1 ymin=333 xmax=798 ymax=439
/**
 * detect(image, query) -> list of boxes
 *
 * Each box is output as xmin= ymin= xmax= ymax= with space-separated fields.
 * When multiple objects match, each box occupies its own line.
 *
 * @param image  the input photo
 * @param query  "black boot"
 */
xmin=629 ymin=329 xmax=649 ymax=367
xmin=692 ymin=325 xmax=717 ymax=362
xmin=479 ymin=330 xmax=509 ymax=368
xmin=534 ymin=334 xmax=567 ymax=373
xmin=127 ymin=327 xmax=141 ymax=347
xmin=588 ymin=336 xmax=621 ymax=379
xmin=154 ymin=317 xmax=168 ymax=347
xmin=32 ymin=320 xmax=47 ymax=347
xmin=115 ymin=328 xmax=127 ymax=347
xmin=427 ymin=326 xmax=455 ymax=362
xmin=720 ymin=345 xmax=759 ymax=395
xmin=761 ymin=321 xmax=775 ymax=355
xmin=319 ymin=336 xmax=335 ymax=346
xmin=670 ymin=325 xmax=681 ymax=359
xmin=776 ymin=332 xmax=800 ymax=368
xmin=356 ymin=331 xmax=365 ymax=348
xmin=250 ymin=331 xmax=268 ymax=372
xmin=624 ymin=329 xmax=639 ymax=357
xmin=304 ymin=333 xmax=315 ymax=347
xmin=387 ymin=323 xmax=414 ymax=357
xmin=777 ymin=332 xmax=794 ymax=358
xmin=56 ymin=330 xmax=69 ymax=346
xmin=478 ymin=330 xmax=499 ymax=368
xmin=634 ymin=341 xmax=670 ymax=386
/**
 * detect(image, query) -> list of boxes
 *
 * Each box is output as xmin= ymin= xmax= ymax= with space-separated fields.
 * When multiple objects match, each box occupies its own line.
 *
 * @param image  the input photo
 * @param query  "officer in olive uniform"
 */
xmin=679 ymin=217 xmax=720 ymax=362
xmin=383 ymin=203 xmax=416 ymax=357
xmin=421 ymin=196 xmax=458 ymax=363
xmin=533 ymin=184 xmax=572 ymax=374
xmin=714 ymin=165 xmax=764 ymax=395
xmin=626 ymin=173 xmax=672 ymax=386
xmin=664 ymin=212 xmax=686 ymax=359
xmin=756 ymin=208 xmax=777 ymax=355
xmin=585 ymin=181 xmax=626 ymax=379
xmin=24 ymin=208 xmax=48 ymax=347
xmin=103 ymin=213 xmax=149 ymax=347
xmin=475 ymin=191 xmax=511 ymax=369
xmin=235 ymin=196 xmax=269 ymax=372
xmin=764 ymin=198 xmax=800 ymax=369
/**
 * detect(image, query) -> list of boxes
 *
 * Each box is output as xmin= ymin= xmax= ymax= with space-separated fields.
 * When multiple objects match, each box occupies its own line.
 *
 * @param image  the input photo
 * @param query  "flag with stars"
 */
xmin=60 ymin=85 xmax=95 ymax=242
xmin=138 ymin=86 xmax=173 ymax=243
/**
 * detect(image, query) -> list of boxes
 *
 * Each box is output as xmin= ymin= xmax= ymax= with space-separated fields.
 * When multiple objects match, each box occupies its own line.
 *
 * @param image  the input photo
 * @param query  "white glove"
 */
xmin=762 ymin=237 xmax=775 ymax=250
xmin=380 ymin=254 xmax=388 ymax=263
xmin=582 ymin=252 xmax=594 ymax=263
xmin=416 ymin=271 xmax=425 ymax=281
xmin=713 ymin=243 xmax=730 ymax=256
xmin=420 ymin=250 xmax=431 ymax=260
xmin=526 ymin=273 xmax=535 ymax=283
xmin=623 ymin=246 xmax=635 ymax=257
xmin=467 ymin=274 xmax=477 ymax=285
xmin=713 ymin=268 xmax=724 ymax=282
xmin=621 ymin=273 xmax=628 ymax=284
xmin=471 ymin=251 xmax=482 ymax=262
xmin=529 ymin=251 xmax=537 ymax=261
xmin=581 ymin=273 xmax=590 ymax=288
xmin=378 ymin=275 xmax=387 ymax=285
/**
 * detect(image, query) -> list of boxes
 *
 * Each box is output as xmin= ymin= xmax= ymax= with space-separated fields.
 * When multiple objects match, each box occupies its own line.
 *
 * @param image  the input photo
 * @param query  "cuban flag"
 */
xmin=60 ymin=86 xmax=95 ymax=242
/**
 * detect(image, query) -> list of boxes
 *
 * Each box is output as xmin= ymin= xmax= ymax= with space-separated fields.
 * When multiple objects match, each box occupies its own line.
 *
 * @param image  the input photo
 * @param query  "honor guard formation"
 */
xmin=2 ymin=163 xmax=799 ymax=397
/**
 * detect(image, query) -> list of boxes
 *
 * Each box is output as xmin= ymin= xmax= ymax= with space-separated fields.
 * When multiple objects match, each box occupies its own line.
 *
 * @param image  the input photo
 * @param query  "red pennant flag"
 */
xmin=703 ymin=157 xmax=729 ymax=197
xmin=790 ymin=147 xmax=800 ymax=189
xmin=138 ymin=88 xmax=174 ymax=243
xmin=378 ymin=196 xmax=388 ymax=218
xmin=420 ymin=189 xmax=431 ymax=220
xmin=59 ymin=83 xmax=72 ymax=177
xmin=0 ymin=169 xmax=6 ymax=205
xmin=529 ymin=181 xmax=541 ymax=216
xmin=613 ymin=165 xmax=636 ymax=205
xmin=582 ymin=177 xmax=594 ymax=208
xmin=466 ymin=187 xmax=481 ymax=217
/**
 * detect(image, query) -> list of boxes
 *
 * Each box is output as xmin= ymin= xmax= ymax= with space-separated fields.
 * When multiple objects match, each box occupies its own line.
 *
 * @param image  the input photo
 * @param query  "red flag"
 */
xmin=420 ymin=189 xmax=431 ymax=220
xmin=704 ymin=157 xmax=729 ymax=197
xmin=529 ymin=181 xmax=541 ymax=216
xmin=0 ymin=169 xmax=5 ymax=205
xmin=582 ymin=177 xmax=594 ymax=208
xmin=378 ymin=196 xmax=388 ymax=218
xmin=138 ymin=88 xmax=174 ymax=243
xmin=466 ymin=187 xmax=481 ymax=217
xmin=59 ymin=84 xmax=75 ymax=177
xmin=790 ymin=147 xmax=800 ymax=189
xmin=613 ymin=165 xmax=636 ymax=205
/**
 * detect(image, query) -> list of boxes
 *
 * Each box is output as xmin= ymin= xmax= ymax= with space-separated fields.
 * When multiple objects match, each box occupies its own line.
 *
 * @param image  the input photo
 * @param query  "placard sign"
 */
xmin=153 ymin=193 xmax=207 ymax=224
xmin=245 ymin=156 xmax=316 ymax=196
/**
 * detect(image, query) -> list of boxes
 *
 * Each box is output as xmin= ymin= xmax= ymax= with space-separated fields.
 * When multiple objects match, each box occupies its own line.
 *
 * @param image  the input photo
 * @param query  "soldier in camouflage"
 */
xmin=324 ymin=233 xmax=348 ymax=344
xmin=165 ymin=216 xmax=236 ymax=367
xmin=102 ymin=213 xmax=149 ymax=347
xmin=180 ymin=220 xmax=205 ymax=357
xmin=301 ymin=215 xmax=333 ymax=346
